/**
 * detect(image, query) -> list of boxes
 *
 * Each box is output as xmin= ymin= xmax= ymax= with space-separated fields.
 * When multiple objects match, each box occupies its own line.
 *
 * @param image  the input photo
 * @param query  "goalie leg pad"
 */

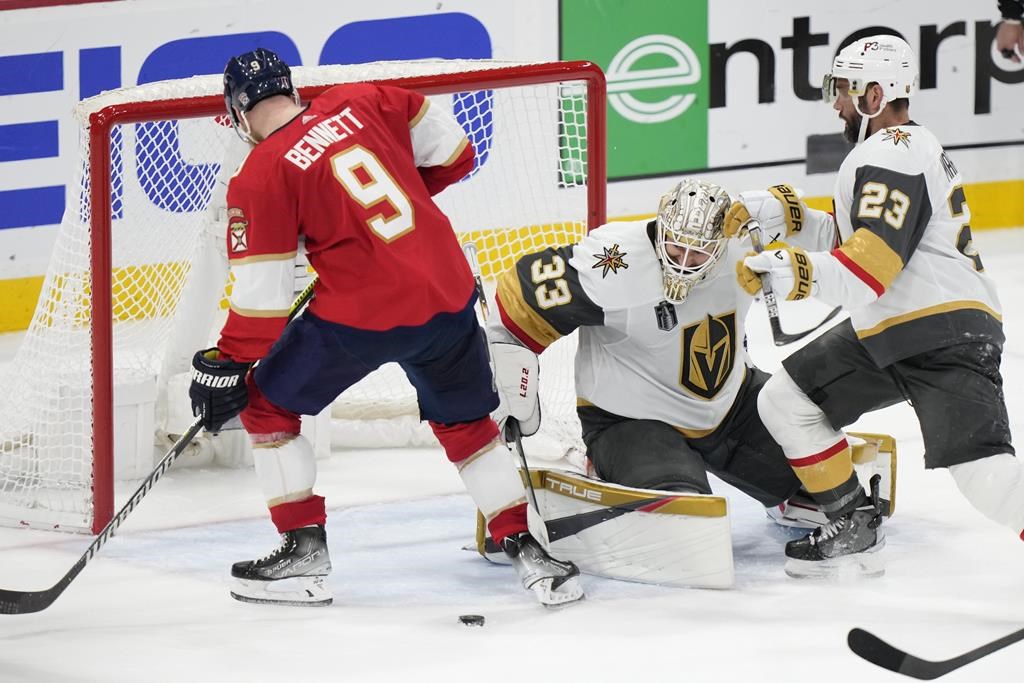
xmin=525 ymin=469 xmax=733 ymax=589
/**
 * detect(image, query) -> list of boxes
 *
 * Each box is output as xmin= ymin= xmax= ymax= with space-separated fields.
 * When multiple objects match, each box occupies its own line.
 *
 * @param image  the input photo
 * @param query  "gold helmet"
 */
xmin=655 ymin=178 xmax=731 ymax=303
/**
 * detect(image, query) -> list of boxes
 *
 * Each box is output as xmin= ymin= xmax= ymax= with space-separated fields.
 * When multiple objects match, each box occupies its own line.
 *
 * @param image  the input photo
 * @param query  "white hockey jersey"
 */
xmin=490 ymin=219 xmax=824 ymax=435
xmin=813 ymin=123 xmax=1003 ymax=366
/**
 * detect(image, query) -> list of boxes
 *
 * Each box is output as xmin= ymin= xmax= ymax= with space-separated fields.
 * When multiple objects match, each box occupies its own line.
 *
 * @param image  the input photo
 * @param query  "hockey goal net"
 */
xmin=0 ymin=60 xmax=606 ymax=534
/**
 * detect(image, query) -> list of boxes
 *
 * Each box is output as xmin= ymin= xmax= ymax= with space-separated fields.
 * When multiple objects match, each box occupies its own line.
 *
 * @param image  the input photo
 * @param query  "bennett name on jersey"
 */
xmin=283 ymin=107 xmax=365 ymax=170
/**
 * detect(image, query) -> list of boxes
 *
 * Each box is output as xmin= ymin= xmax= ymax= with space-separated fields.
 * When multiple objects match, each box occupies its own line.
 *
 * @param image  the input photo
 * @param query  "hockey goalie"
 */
xmin=478 ymin=178 xmax=896 ymax=586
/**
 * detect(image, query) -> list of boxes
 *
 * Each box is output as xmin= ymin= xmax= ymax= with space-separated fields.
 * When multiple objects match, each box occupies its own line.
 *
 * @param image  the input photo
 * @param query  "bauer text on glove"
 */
xmin=737 ymin=245 xmax=816 ymax=301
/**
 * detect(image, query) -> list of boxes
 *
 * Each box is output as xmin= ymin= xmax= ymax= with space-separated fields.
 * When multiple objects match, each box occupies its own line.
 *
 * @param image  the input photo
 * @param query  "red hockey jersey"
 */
xmin=218 ymin=83 xmax=475 ymax=363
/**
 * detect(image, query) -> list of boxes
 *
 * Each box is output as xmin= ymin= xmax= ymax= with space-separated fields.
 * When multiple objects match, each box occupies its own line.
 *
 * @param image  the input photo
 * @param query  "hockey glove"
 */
xmin=723 ymin=184 xmax=806 ymax=242
xmin=737 ymin=245 xmax=815 ymax=301
xmin=189 ymin=348 xmax=251 ymax=432
xmin=490 ymin=342 xmax=541 ymax=442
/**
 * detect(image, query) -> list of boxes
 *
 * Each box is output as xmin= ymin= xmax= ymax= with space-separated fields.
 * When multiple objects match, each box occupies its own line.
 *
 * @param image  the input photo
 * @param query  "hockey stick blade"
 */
xmin=848 ymin=626 xmax=1024 ymax=679
xmin=767 ymin=303 xmax=840 ymax=346
xmin=747 ymin=219 xmax=840 ymax=346
xmin=0 ymin=418 xmax=203 ymax=614
xmin=0 ymin=279 xmax=318 ymax=615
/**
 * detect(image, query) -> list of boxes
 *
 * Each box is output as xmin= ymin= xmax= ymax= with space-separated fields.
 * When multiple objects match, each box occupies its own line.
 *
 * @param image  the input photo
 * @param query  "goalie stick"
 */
xmin=848 ymin=626 xmax=1024 ymax=680
xmin=0 ymin=276 xmax=318 ymax=615
xmin=462 ymin=242 xmax=541 ymax=513
xmin=747 ymin=218 xmax=841 ymax=346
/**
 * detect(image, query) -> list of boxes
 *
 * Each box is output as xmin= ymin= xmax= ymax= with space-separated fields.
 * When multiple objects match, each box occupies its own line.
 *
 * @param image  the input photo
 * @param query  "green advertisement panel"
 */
xmin=561 ymin=0 xmax=708 ymax=180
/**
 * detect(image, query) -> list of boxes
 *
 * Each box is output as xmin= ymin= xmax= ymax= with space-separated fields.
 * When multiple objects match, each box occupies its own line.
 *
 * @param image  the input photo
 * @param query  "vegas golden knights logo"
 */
xmin=680 ymin=312 xmax=735 ymax=400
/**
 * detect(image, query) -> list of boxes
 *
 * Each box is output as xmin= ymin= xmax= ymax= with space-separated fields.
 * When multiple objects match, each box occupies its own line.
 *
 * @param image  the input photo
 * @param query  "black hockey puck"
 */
xmin=458 ymin=614 xmax=485 ymax=627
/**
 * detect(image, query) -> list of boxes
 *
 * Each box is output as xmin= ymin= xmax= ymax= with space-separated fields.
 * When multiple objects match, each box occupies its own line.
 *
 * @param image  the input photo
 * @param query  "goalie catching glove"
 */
xmin=189 ymin=348 xmax=251 ymax=431
xmin=490 ymin=342 xmax=541 ymax=441
xmin=737 ymin=244 xmax=817 ymax=301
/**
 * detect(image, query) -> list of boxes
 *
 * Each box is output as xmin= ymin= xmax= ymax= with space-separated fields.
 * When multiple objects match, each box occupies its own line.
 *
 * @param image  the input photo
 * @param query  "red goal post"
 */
xmin=0 ymin=60 xmax=606 ymax=534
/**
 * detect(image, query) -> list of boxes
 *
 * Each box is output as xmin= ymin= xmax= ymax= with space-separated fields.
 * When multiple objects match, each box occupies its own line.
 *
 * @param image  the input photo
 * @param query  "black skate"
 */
xmin=784 ymin=475 xmax=885 ymax=579
xmin=501 ymin=532 xmax=584 ymax=608
xmin=230 ymin=525 xmax=333 ymax=606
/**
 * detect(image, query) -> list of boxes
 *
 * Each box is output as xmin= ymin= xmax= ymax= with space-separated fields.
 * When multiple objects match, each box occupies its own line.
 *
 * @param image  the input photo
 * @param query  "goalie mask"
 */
xmin=223 ymin=47 xmax=300 ymax=144
xmin=821 ymin=35 xmax=918 ymax=143
xmin=655 ymin=179 xmax=731 ymax=303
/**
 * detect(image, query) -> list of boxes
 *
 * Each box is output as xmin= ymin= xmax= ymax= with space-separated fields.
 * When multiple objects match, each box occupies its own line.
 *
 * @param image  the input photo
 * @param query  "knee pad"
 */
xmin=251 ymin=433 xmax=317 ymax=507
xmin=758 ymin=369 xmax=839 ymax=454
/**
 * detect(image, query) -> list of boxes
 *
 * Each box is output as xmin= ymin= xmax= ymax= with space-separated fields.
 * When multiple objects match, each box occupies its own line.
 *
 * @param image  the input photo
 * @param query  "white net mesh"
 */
xmin=0 ymin=60 xmax=599 ymax=533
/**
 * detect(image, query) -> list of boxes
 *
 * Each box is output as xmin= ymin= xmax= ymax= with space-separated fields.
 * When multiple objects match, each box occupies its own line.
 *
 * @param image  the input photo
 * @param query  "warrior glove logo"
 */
xmin=191 ymin=368 xmax=241 ymax=388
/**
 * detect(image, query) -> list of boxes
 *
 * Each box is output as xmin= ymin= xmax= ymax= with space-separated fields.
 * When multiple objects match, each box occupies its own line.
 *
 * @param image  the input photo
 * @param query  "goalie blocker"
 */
xmin=473 ymin=431 xmax=897 ymax=586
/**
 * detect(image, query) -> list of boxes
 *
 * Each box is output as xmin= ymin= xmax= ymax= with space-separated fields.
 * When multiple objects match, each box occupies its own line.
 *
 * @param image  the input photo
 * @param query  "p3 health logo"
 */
xmin=0 ymin=12 xmax=492 ymax=231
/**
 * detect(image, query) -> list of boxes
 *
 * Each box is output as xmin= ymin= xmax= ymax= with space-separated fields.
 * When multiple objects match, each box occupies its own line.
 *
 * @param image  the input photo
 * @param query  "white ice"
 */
xmin=2 ymin=230 xmax=1024 ymax=682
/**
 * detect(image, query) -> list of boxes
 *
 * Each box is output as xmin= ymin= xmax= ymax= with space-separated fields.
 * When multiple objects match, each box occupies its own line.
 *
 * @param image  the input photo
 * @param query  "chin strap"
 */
xmin=854 ymin=96 xmax=888 ymax=144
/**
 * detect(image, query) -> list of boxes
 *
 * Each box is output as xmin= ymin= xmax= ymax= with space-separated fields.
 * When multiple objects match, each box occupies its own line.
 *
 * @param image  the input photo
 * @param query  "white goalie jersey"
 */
xmin=489 ymin=219 xmax=824 ymax=435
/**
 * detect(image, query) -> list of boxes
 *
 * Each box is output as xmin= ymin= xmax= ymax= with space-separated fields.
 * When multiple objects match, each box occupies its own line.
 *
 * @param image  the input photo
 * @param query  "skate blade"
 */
xmin=529 ymin=576 xmax=585 ymax=609
xmin=230 ymin=575 xmax=333 ymax=607
xmin=784 ymin=537 xmax=886 ymax=580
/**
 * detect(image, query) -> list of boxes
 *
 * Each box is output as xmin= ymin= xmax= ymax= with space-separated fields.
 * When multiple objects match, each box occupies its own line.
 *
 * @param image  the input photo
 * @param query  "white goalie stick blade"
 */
xmin=230 ymin=575 xmax=333 ymax=607
xmin=524 ymin=469 xmax=733 ymax=589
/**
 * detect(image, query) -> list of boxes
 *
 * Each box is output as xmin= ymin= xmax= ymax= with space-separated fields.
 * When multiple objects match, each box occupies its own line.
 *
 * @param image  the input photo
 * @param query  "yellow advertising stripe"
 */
xmin=805 ymin=178 xmax=1024 ymax=230
xmin=5 ymin=172 xmax=1022 ymax=335
xmin=0 ymin=276 xmax=44 ymax=332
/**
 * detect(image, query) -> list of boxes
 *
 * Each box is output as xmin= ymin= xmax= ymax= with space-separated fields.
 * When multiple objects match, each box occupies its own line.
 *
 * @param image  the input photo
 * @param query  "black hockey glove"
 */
xmin=189 ymin=348 xmax=251 ymax=432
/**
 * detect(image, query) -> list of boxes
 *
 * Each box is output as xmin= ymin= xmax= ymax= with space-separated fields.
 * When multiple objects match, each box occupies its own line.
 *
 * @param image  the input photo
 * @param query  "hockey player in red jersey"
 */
xmin=188 ymin=48 xmax=583 ymax=607
xmin=733 ymin=34 xmax=1024 ymax=578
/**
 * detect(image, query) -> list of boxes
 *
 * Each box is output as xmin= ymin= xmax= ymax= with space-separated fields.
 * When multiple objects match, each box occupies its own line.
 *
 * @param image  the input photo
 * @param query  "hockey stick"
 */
xmin=462 ymin=243 xmax=541 ymax=513
xmin=848 ymin=626 xmax=1024 ymax=679
xmin=0 ymin=276 xmax=318 ymax=615
xmin=747 ymin=219 xmax=840 ymax=346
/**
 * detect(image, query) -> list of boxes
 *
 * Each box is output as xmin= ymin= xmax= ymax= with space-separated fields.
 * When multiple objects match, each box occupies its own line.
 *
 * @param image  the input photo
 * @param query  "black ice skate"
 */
xmin=784 ymin=475 xmax=885 ymax=579
xmin=230 ymin=525 xmax=333 ymax=606
xmin=501 ymin=532 xmax=584 ymax=607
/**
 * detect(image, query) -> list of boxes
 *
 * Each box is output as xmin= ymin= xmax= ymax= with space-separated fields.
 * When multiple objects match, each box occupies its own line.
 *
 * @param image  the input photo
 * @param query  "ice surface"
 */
xmin=2 ymin=230 xmax=1024 ymax=682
